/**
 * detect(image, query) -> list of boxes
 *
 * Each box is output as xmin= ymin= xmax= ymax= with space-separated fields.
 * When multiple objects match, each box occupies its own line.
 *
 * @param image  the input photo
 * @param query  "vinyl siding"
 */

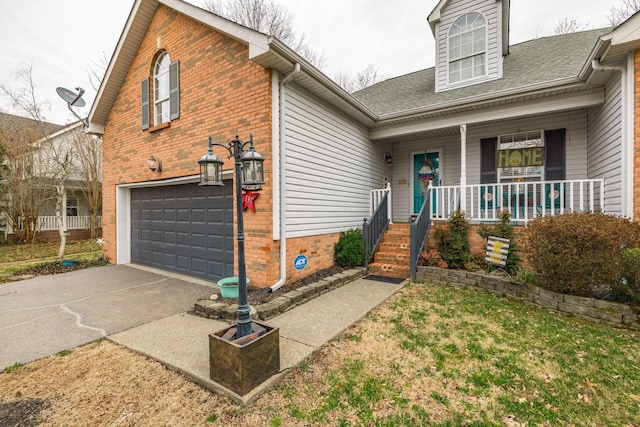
xmin=284 ymin=84 xmax=391 ymax=238
xmin=587 ymin=74 xmax=622 ymax=215
xmin=435 ymin=0 xmax=501 ymax=92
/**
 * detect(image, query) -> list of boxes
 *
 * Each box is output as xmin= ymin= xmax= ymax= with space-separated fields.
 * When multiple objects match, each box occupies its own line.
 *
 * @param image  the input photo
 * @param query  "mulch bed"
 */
xmin=15 ymin=259 xmax=108 ymax=276
xmin=218 ymin=265 xmax=348 ymax=306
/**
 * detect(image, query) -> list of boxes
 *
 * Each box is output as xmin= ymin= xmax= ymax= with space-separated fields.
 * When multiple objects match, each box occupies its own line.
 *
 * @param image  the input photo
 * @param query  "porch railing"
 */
xmin=410 ymin=188 xmax=432 ymax=280
xmin=8 ymin=216 xmax=102 ymax=233
xmin=363 ymin=188 xmax=390 ymax=272
xmin=431 ymin=179 xmax=604 ymax=223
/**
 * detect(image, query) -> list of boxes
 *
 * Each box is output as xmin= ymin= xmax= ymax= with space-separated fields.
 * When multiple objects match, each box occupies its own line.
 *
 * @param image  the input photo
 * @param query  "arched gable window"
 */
xmin=448 ymin=12 xmax=487 ymax=84
xmin=154 ymin=51 xmax=171 ymax=125
xmin=141 ymin=51 xmax=180 ymax=130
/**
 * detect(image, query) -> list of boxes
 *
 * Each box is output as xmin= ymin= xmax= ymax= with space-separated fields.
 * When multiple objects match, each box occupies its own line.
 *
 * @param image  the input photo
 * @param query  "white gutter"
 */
xmin=591 ymin=58 xmax=632 ymax=218
xmin=268 ymin=63 xmax=301 ymax=293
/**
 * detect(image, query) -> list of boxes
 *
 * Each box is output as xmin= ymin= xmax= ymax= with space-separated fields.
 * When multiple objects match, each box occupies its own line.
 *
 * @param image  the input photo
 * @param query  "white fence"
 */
xmin=430 ymin=179 xmax=605 ymax=223
xmin=9 ymin=216 xmax=102 ymax=233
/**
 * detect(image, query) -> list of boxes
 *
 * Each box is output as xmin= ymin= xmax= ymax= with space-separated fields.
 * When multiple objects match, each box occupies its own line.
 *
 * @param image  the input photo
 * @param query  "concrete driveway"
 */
xmin=0 ymin=264 xmax=215 ymax=369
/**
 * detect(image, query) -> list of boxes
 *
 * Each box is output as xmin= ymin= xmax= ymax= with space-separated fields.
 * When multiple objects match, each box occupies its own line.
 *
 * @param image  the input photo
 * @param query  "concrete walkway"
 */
xmin=109 ymin=276 xmax=404 ymax=403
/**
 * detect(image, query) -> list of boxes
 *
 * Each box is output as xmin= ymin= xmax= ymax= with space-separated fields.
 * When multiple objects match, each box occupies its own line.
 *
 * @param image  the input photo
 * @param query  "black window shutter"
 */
xmin=141 ymin=77 xmax=150 ymax=130
xmin=169 ymin=60 xmax=180 ymax=121
xmin=480 ymin=137 xmax=497 ymax=184
xmin=545 ymin=129 xmax=565 ymax=180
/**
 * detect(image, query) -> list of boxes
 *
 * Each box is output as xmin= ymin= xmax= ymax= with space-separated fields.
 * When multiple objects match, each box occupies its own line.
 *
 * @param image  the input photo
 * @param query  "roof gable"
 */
xmin=87 ymin=0 xmax=271 ymax=134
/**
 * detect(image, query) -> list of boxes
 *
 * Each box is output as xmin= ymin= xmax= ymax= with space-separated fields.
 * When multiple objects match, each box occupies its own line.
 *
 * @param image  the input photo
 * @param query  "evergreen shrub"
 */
xmin=334 ymin=228 xmax=365 ymax=267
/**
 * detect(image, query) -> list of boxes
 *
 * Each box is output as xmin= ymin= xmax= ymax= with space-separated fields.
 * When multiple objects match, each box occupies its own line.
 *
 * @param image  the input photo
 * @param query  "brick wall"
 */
xmin=101 ymin=6 xmax=276 ymax=286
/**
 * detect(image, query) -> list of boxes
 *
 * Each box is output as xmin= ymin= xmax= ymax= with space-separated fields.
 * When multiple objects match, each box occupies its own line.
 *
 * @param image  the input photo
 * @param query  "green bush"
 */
xmin=619 ymin=248 xmax=640 ymax=303
xmin=334 ymin=228 xmax=365 ymax=267
xmin=432 ymin=210 xmax=469 ymax=269
xmin=522 ymin=212 xmax=640 ymax=297
xmin=477 ymin=210 xmax=520 ymax=275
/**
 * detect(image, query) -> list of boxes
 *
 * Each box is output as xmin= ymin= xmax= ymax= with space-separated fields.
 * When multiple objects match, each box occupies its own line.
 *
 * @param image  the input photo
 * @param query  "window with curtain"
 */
xmin=448 ymin=12 xmax=487 ymax=84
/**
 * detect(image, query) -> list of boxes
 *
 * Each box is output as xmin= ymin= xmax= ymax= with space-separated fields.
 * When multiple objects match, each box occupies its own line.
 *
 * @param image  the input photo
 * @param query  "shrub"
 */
xmin=521 ymin=212 xmax=640 ymax=297
xmin=477 ymin=210 xmax=520 ymax=275
xmin=334 ymin=228 xmax=365 ymax=267
xmin=419 ymin=249 xmax=448 ymax=269
xmin=619 ymin=248 xmax=640 ymax=303
xmin=464 ymin=251 xmax=488 ymax=272
xmin=432 ymin=210 xmax=469 ymax=269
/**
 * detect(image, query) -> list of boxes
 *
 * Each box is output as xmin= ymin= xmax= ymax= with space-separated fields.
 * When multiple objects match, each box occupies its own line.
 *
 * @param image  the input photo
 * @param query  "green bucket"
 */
xmin=217 ymin=277 xmax=250 ymax=298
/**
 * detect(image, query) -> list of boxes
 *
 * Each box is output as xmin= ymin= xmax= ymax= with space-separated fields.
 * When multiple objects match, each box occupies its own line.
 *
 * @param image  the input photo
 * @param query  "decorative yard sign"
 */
xmin=486 ymin=236 xmax=510 ymax=267
xmin=497 ymin=147 xmax=544 ymax=168
xmin=293 ymin=254 xmax=308 ymax=270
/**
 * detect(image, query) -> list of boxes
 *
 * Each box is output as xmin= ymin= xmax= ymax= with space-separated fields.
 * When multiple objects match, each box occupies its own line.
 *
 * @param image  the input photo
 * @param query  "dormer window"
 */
xmin=448 ymin=12 xmax=487 ymax=84
xmin=141 ymin=51 xmax=180 ymax=130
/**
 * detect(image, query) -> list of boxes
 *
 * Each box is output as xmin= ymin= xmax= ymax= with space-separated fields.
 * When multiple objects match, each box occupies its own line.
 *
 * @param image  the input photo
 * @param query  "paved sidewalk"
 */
xmin=109 ymin=276 xmax=404 ymax=404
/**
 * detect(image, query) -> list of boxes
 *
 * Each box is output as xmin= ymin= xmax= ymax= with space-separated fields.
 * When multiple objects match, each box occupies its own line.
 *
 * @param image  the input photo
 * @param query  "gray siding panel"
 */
xmin=587 ymin=74 xmax=622 ymax=215
xmin=285 ymin=84 xmax=391 ymax=237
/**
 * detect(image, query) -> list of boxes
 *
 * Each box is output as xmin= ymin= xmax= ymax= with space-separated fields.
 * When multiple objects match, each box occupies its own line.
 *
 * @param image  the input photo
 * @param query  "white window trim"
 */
xmin=446 ymin=12 xmax=489 ymax=87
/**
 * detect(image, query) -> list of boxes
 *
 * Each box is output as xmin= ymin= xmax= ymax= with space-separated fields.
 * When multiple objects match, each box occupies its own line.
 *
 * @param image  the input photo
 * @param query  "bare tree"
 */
xmin=554 ymin=17 xmax=582 ymax=35
xmin=87 ymin=52 xmax=109 ymax=93
xmin=0 ymin=118 xmax=53 ymax=244
xmin=1 ymin=62 xmax=74 ymax=257
xmin=72 ymin=130 xmax=102 ymax=238
xmin=607 ymin=0 xmax=640 ymax=25
xmin=334 ymin=64 xmax=386 ymax=93
xmin=0 ymin=63 xmax=57 ymax=244
xmin=204 ymin=0 xmax=325 ymax=68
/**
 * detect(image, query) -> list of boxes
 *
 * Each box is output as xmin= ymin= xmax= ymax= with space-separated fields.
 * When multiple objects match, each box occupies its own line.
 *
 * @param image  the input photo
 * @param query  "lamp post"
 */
xmin=198 ymin=134 xmax=264 ymax=339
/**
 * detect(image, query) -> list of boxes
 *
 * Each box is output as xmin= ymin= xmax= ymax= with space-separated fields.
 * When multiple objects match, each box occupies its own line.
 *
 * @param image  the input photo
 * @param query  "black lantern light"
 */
xmin=198 ymin=137 xmax=225 ymax=186
xmin=198 ymin=134 xmax=265 ymax=338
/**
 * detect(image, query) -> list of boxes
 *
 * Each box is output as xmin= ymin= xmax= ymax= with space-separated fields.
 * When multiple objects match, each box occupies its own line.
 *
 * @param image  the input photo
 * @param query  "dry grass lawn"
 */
xmin=2 ymin=281 xmax=640 ymax=426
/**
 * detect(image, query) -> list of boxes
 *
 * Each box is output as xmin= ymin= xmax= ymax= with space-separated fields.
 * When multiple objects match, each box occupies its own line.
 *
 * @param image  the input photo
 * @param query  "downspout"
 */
xmin=268 ymin=63 xmax=301 ymax=293
xmin=591 ymin=59 xmax=630 ymax=217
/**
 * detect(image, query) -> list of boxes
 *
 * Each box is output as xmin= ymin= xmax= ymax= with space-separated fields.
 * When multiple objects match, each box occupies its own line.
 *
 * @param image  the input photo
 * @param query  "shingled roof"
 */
xmin=353 ymin=27 xmax=613 ymax=117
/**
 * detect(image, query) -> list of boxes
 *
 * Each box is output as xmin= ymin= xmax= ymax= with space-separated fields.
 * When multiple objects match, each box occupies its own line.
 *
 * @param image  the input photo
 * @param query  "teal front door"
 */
xmin=413 ymin=152 xmax=440 ymax=214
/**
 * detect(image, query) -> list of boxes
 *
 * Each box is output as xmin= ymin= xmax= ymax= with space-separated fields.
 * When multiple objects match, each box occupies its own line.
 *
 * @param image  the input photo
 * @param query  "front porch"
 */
xmin=364 ymin=178 xmax=606 ymax=280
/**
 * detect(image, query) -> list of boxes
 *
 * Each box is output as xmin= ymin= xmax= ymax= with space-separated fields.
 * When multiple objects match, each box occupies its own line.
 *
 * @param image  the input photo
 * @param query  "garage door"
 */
xmin=130 ymin=182 xmax=234 ymax=282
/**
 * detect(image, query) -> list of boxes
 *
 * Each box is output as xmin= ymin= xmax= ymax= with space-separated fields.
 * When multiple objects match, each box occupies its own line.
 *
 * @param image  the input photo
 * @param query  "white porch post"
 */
xmin=460 ymin=124 xmax=467 ymax=212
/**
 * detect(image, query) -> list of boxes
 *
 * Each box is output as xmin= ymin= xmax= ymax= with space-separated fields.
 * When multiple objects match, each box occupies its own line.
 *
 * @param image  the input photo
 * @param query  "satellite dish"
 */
xmin=56 ymin=87 xmax=86 ymax=107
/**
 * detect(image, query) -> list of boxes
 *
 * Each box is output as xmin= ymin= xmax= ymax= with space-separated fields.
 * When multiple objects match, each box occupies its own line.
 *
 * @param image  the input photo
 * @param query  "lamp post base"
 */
xmin=209 ymin=322 xmax=280 ymax=396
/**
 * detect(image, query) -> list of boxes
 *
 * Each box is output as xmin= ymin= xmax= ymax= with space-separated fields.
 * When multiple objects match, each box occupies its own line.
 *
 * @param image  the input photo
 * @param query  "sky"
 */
xmin=0 ymin=0 xmax=619 ymax=125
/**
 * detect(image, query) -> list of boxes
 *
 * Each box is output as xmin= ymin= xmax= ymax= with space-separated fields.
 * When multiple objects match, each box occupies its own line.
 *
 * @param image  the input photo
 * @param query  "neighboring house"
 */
xmin=0 ymin=114 xmax=101 ymax=241
xmin=87 ymin=0 xmax=640 ymax=286
xmin=30 ymin=121 xmax=103 ymax=240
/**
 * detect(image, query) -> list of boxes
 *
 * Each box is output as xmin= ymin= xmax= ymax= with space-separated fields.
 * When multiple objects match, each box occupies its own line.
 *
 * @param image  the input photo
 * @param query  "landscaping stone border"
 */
xmin=194 ymin=268 xmax=366 ymax=321
xmin=417 ymin=266 xmax=640 ymax=329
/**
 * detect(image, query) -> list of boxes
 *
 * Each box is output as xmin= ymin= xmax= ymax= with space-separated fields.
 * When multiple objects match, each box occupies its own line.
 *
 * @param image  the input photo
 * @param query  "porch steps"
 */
xmin=367 ymin=223 xmax=411 ymax=279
